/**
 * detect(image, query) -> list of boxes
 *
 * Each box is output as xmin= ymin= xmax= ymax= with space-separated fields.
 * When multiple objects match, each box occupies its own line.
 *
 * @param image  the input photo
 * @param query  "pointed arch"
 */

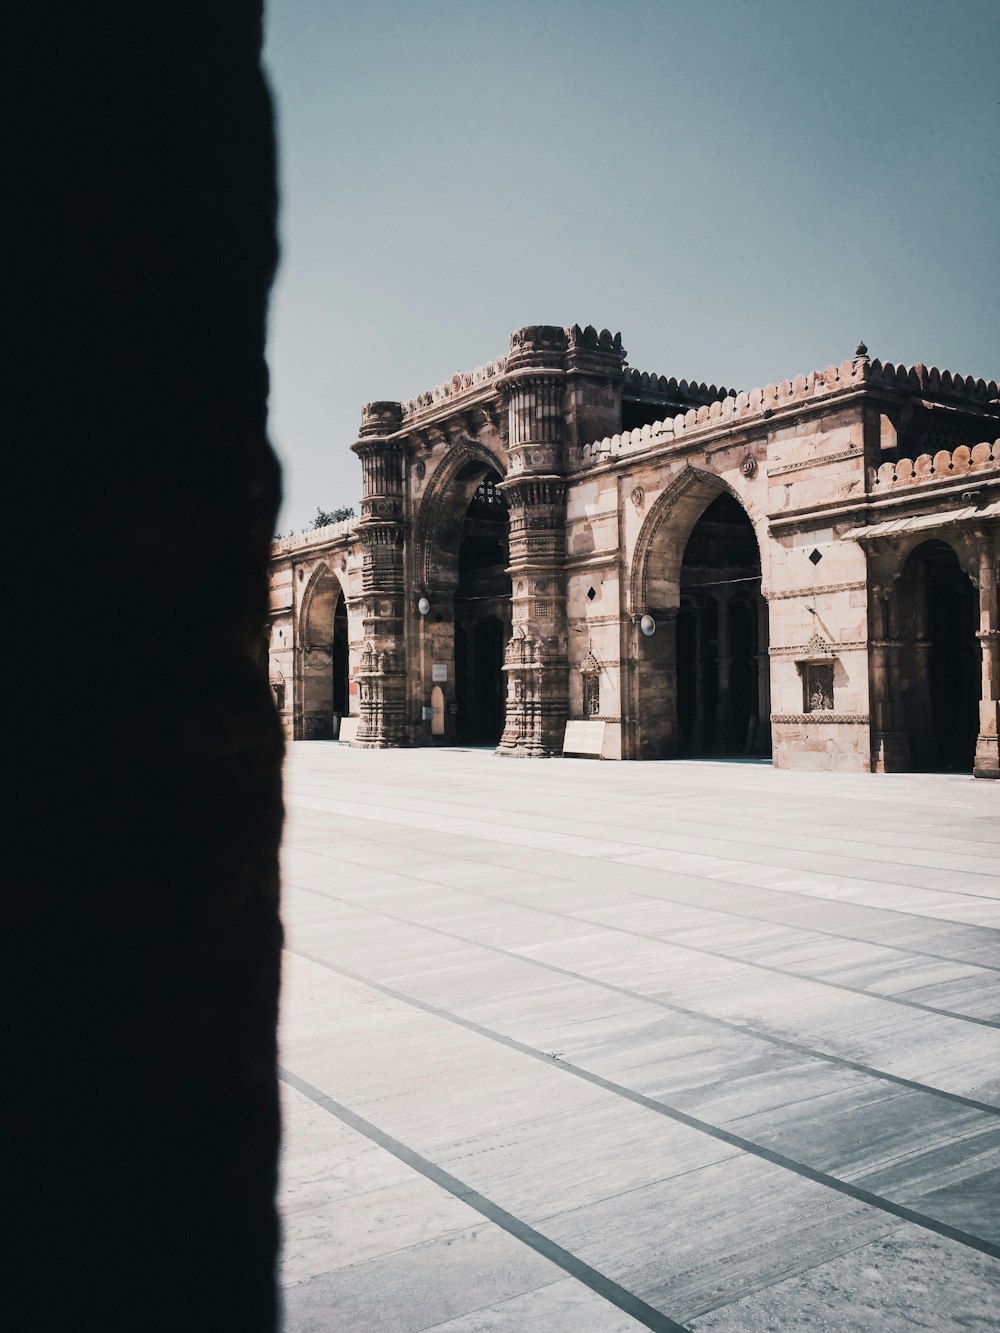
xmin=414 ymin=439 xmax=507 ymax=590
xmin=629 ymin=465 xmax=766 ymax=616
xmin=297 ymin=560 xmax=349 ymax=646
xmin=410 ymin=437 xmax=512 ymax=748
xmin=296 ymin=561 xmax=351 ymax=739
xmin=625 ymin=465 xmax=769 ymax=761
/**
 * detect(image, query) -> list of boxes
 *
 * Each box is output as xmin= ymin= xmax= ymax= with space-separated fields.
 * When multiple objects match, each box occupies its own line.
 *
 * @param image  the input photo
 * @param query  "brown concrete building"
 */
xmin=268 ymin=325 xmax=1000 ymax=777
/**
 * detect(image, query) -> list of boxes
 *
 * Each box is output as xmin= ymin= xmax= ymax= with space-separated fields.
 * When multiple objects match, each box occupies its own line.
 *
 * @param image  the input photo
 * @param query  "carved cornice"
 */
xmin=768 ymin=580 xmax=867 ymax=600
xmin=499 ymin=476 xmax=567 ymax=508
xmin=356 ymin=522 xmax=404 ymax=548
xmin=565 ymin=553 xmax=620 ymax=570
xmin=568 ymin=508 xmax=620 ymax=524
xmin=767 ymin=448 xmax=864 ymax=478
xmin=769 ymin=640 xmax=866 ymax=656
xmin=351 ymin=437 xmax=410 ymax=461
xmin=771 ymin=713 xmax=870 ymax=724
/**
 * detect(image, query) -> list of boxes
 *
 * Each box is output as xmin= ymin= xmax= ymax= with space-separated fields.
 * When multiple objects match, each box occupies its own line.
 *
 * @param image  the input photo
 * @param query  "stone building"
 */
xmin=268 ymin=325 xmax=1000 ymax=777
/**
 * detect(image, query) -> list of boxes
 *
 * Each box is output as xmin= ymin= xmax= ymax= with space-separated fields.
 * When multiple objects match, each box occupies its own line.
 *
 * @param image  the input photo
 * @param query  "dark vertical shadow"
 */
xmin=8 ymin=4 xmax=283 ymax=1329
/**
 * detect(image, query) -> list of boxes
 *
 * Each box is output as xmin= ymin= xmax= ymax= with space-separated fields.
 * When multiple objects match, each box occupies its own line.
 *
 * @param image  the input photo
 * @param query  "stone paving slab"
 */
xmin=278 ymin=746 xmax=1000 ymax=1331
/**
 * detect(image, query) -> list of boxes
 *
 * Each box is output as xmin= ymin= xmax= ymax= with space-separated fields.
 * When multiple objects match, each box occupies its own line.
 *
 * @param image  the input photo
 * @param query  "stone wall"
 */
xmin=270 ymin=328 xmax=999 ymax=776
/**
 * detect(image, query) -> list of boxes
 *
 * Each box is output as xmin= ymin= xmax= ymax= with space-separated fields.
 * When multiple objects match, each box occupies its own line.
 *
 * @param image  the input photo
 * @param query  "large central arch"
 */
xmin=627 ymin=466 xmax=770 ymax=760
xmin=411 ymin=441 xmax=511 ymax=746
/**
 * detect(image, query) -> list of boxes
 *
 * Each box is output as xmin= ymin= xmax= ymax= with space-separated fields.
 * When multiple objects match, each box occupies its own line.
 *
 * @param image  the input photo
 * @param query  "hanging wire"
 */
xmin=681 ymin=574 xmax=762 ymax=589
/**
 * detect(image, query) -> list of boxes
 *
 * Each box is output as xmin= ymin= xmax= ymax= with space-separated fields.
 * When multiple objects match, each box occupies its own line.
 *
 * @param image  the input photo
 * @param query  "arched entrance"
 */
xmin=676 ymin=493 xmax=769 ymax=756
xmin=454 ymin=473 xmax=510 ymax=744
xmin=630 ymin=470 xmax=769 ymax=760
xmin=898 ymin=540 xmax=979 ymax=771
xmin=414 ymin=449 xmax=512 ymax=747
xmin=299 ymin=569 xmax=350 ymax=739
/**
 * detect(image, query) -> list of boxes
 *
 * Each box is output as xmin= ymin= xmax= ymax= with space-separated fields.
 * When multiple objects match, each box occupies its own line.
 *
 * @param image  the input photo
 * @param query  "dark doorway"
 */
xmin=332 ymin=592 xmax=349 ymax=719
xmin=454 ymin=474 xmax=511 ymax=744
xmin=901 ymin=541 xmax=979 ymax=771
xmin=676 ymin=493 xmax=769 ymax=756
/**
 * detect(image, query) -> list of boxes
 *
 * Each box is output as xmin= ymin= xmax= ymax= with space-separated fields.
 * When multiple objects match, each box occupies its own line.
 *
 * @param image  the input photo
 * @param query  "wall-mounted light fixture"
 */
xmin=639 ymin=614 xmax=656 ymax=637
xmin=417 ymin=596 xmax=430 ymax=616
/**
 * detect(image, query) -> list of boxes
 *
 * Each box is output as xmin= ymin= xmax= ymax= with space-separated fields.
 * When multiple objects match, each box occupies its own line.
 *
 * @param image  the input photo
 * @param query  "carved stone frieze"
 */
xmin=771 ymin=713 xmax=870 ymax=724
xmin=767 ymin=448 xmax=863 ymax=478
xmin=769 ymin=580 xmax=867 ymax=600
xmin=770 ymin=640 xmax=866 ymax=656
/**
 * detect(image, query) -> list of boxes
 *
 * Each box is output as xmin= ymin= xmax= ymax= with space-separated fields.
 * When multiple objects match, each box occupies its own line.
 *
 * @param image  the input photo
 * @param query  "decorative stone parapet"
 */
xmin=623 ymin=368 xmax=735 ymax=405
xmin=577 ymin=360 xmax=1000 ymax=469
xmin=400 ymin=361 xmax=508 ymax=421
xmin=864 ymin=361 xmax=998 ymax=402
xmin=565 ymin=324 xmax=625 ymax=380
xmin=271 ymin=515 xmax=358 ymax=556
xmin=867 ymin=439 xmax=999 ymax=492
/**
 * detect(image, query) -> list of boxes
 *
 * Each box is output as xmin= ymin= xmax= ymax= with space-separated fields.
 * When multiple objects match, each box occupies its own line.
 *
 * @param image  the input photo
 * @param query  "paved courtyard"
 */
xmin=277 ymin=745 xmax=1000 ymax=1331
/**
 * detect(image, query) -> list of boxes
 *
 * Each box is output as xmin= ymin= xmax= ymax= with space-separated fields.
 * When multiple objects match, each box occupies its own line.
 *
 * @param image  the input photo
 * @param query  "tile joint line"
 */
xmin=278 ymin=1065 xmax=692 ymax=1333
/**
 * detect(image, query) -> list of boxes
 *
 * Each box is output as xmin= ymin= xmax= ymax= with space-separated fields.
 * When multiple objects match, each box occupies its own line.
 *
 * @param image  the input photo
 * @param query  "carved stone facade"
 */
xmin=269 ymin=326 xmax=1000 ymax=777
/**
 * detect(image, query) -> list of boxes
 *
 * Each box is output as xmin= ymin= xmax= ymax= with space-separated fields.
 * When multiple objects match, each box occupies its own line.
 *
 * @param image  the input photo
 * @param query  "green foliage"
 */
xmin=312 ymin=505 xmax=355 ymax=527
xmin=272 ymin=505 xmax=356 ymax=541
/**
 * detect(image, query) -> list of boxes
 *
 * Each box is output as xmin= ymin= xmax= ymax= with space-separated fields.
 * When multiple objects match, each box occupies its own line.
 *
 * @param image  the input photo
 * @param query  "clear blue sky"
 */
xmin=263 ymin=0 xmax=999 ymax=534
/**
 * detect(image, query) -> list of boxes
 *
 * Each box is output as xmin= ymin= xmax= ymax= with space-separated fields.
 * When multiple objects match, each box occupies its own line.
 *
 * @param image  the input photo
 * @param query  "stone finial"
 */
xmin=854 ymin=340 xmax=869 ymax=363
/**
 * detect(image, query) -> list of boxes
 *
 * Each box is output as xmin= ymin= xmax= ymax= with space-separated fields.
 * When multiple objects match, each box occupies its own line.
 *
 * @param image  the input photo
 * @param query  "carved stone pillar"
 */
xmin=497 ymin=326 xmax=570 ymax=756
xmin=905 ymin=566 xmax=935 ymax=768
xmin=870 ymin=580 xmax=910 ymax=772
xmin=715 ymin=590 xmax=732 ymax=751
xmin=691 ymin=598 xmax=706 ymax=753
xmin=974 ymin=527 xmax=1000 ymax=779
xmin=351 ymin=402 xmax=409 ymax=748
xmin=753 ymin=591 xmax=772 ymax=757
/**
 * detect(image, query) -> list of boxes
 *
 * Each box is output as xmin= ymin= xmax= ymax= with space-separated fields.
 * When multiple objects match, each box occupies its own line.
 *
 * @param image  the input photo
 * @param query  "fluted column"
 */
xmin=974 ymin=527 xmax=1000 ymax=779
xmin=496 ymin=326 xmax=570 ymax=756
xmin=350 ymin=401 xmax=409 ymax=748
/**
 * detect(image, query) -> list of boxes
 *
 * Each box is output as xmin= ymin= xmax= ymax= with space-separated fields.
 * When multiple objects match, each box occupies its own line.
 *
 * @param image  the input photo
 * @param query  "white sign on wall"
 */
xmin=563 ymin=720 xmax=607 ymax=758
xmin=432 ymin=663 xmax=448 ymax=682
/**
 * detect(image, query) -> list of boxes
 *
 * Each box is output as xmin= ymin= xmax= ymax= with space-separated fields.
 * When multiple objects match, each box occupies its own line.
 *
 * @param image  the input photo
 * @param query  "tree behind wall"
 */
xmin=8 ymin=4 xmax=284 ymax=1329
xmin=313 ymin=505 xmax=356 ymax=526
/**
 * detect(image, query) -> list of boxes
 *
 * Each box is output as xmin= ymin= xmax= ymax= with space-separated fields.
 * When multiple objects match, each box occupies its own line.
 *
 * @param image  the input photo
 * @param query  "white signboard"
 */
xmin=432 ymin=663 xmax=448 ymax=682
xmin=563 ymin=720 xmax=606 ymax=758
xmin=338 ymin=716 xmax=360 ymax=746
